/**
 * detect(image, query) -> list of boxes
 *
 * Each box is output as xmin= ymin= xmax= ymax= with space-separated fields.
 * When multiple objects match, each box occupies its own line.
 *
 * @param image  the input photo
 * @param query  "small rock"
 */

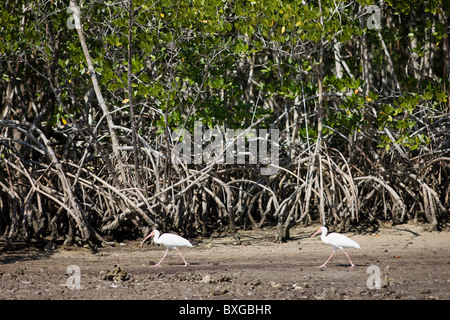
xmin=216 ymin=275 xmax=232 ymax=283
xmin=100 ymin=264 xmax=130 ymax=282
xmin=270 ymin=281 xmax=281 ymax=288
xmin=202 ymin=275 xmax=212 ymax=283
xmin=248 ymin=279 xmax=261 ymax=286
xmin=292 ymin=284 xmax=303 ymax=291
xmin=211 ymin=288 xmax=228 ymax=296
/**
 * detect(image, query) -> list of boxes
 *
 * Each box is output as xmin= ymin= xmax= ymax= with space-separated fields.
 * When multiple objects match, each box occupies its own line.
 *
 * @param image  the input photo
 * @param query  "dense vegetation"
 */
xmin=1 ymin=0 xmax=448 ymax=249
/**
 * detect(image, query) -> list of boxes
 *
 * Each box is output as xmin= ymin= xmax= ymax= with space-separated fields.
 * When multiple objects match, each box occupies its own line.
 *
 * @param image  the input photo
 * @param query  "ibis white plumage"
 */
xmin=309 ymin=226 xmax=361 ymax=268
xmin=139 ymin=230 xmax=193 ymax=267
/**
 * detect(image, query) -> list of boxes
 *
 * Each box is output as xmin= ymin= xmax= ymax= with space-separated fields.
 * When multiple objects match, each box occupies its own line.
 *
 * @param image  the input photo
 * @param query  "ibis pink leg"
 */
xmin=176 ymin=248 xmax=190 ymax=266
xmin=319 ymin=250 xmax=336 ymax=268
xmin=154 ymin=248 xmax=169 ymax=267
xmin=342 ymin=249 xmax=356 ymax=268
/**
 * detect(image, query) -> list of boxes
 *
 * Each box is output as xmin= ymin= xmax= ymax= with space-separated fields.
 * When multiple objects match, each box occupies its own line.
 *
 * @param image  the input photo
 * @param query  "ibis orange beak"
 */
xmin=309 ymin=228 xmax=322 ymax=241
xmin=140 ymin=230 xmax=155 ymax=247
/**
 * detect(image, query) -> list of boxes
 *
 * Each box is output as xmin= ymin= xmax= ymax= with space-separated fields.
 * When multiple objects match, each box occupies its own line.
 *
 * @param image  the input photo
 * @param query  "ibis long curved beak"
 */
xmin=140 ymin=231 xmax=155 ymax=247
xmin=309 ymin=228 xmax=322 ymax=241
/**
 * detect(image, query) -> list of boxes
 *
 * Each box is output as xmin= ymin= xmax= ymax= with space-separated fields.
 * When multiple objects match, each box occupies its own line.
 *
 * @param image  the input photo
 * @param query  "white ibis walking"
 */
xmin=309 ymin=226 xmax=361 ymax=268
xmin=139 ymin=230 xmax=193 ymax=267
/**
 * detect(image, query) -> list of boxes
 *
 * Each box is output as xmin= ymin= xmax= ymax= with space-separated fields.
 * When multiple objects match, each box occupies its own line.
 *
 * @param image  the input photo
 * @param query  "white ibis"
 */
xmin=139 ymin=230 xmax=193 ymax=267
xmin=309 ymin=226 xmax=361 ymax=269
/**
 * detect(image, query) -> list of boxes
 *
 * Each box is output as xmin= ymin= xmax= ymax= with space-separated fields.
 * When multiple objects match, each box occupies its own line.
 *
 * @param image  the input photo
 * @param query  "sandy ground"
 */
xmin=0 ymin=223 xmax=449 ymax=300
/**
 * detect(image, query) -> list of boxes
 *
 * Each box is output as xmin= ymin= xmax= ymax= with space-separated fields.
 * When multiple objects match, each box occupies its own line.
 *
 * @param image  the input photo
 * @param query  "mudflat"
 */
xmin=1 ymin=223 xmax=448 ymax=300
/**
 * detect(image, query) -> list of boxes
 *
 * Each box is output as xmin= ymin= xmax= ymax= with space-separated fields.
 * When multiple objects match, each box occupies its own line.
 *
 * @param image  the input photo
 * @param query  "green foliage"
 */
xmin=0 ymin=0 xmax=447 ymax=150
